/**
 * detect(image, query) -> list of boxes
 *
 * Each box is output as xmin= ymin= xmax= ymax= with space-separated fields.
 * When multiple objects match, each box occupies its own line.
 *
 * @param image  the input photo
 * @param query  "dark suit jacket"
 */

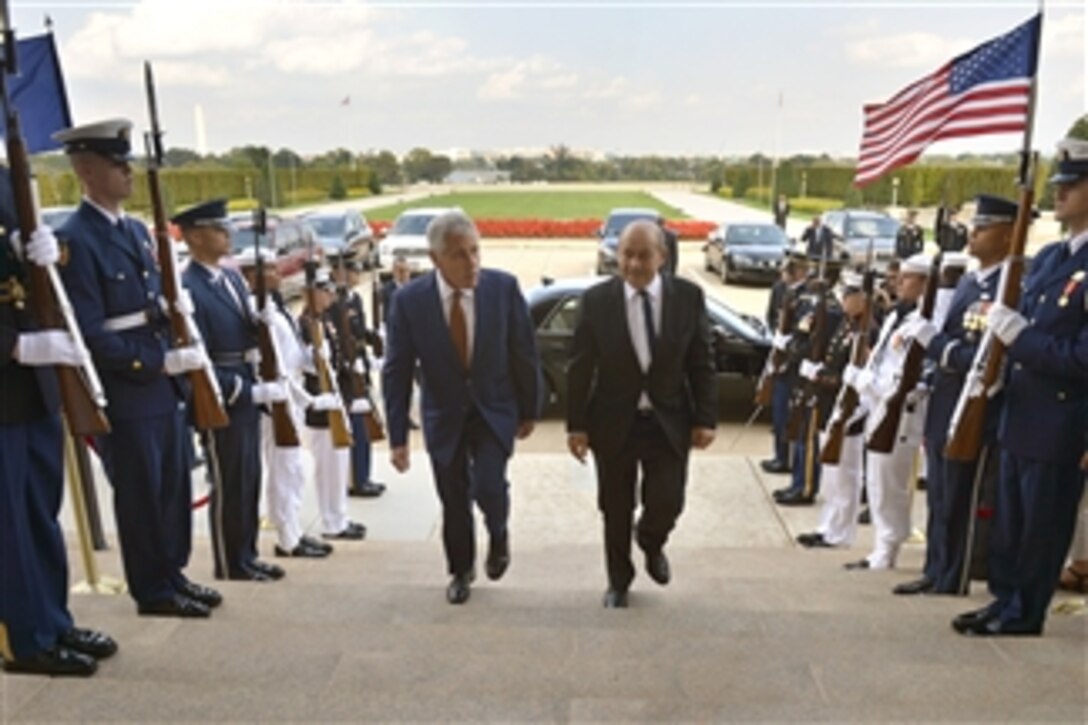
xmin=662 ymin=227 xmax=679 ymax=275
xmin=566 ymin=275 xmax=716 ymax=459
xmin=801 ymin=225 xmax=833 ymax=260
xmin=382 ymin=268 xmax=542 ymax=467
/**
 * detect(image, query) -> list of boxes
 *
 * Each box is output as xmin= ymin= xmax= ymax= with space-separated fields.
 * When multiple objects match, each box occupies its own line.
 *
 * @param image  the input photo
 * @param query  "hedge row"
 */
xmin=372 ymin=218 xmax=717 ymax=240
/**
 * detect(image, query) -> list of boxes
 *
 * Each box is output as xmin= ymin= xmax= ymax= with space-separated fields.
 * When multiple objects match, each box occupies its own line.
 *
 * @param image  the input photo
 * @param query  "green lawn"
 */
xmin=362 ymin=190 xmax=686 ymax=221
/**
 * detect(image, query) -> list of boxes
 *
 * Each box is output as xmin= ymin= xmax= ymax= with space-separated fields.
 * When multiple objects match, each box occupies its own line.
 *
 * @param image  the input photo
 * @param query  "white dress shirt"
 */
xmin=624 ymin=274 xmax=662 ymax=410
xmin=436 ymin=271 xmax=475 ymax=364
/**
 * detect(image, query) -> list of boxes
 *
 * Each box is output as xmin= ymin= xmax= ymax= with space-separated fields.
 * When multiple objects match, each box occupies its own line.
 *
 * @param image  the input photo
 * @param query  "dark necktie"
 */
xmin=449 ymin=289 xmax=468 ymax=368
xmin=639 ymin=289 xmax=656 ymax=353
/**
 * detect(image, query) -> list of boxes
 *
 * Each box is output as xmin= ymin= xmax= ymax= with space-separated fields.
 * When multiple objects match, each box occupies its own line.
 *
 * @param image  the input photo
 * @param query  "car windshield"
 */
xmin=307 ymin=217 xmax=344 ymax=237
xmin=229 ymin=226 xmax=258 ymax=254
xmin=725 ymin=225 xmax=787 ymax=246
xmin=846 ymin=217 xmax=898 ymax=238
xmin=391 ymin=214 xmax=435 ymax=235
xmin=605 ymin=213 xmax=657 ymax=237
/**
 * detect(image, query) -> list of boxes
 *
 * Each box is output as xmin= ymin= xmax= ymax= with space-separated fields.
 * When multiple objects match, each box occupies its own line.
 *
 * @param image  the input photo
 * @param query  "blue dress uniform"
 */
xmin=764 ymin=273 xmax=806 ymax=473
xmin=57 ymin=201 xmax=195 ymax=610
xmin=922 ymin=252 xmax=1001 ymax=594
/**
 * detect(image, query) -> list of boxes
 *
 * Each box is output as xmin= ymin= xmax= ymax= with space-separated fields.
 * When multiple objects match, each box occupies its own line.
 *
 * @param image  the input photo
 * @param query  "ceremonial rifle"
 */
xmin=302 ymin=252 xmax=352 ymax=448
xmin=0 ymin=7 xmax=109 ymax=435
xmin=330 ymin=254 xmax=385 ymax=442
xmin=785 ymin=255 xmax=831 ymax=439
xmin=945 ymin=155 xmax=1037 ymax=462
xmin=143 ymin=61 xmax=228 ymax=430
xmin=253 ymin=208 xmax=299 ymax=447
xmin=866 ymin=252 xmax=942 ymax=453
xmin=821 ymin=243 xmax=876 ymax=465
xmin=754 ymin=276 xmax=796 ymax=406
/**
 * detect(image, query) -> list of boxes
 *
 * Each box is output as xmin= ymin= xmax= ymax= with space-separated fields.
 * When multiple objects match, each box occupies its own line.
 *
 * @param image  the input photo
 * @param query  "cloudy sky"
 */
xmin=13 ymin=0 xmax=1086 ymax=158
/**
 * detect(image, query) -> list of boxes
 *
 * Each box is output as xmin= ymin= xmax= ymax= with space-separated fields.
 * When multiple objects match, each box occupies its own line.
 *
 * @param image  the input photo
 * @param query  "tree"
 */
xmin=164 ymin=147 xmax=203 ymax=167
xmin=329 ymin=175 xmax=347 ymax=200
xmin=402 ymin=147 xmax=452 ymax=183
xmin=363 ymin=150 xmax=401 ymax=185
xmin=272 ymin=148 xmax=303 ymax=169
xmin=1067 ymin=114 xmax=1088 ymax=140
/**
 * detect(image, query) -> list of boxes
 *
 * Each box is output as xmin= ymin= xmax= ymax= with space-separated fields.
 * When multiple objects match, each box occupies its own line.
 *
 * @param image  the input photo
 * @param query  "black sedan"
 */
xmin=527 ymin=277 xmax=771 ymax=415
xmin=704 ymin=222 xmax=788 ymax=285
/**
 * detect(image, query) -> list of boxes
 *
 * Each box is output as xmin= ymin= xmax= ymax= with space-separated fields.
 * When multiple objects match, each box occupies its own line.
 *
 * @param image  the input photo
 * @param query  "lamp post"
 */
xmin=800 ymin=171 xmax=808 ymax=199
xmin=892 ymin=177 xmax=900 ymax=208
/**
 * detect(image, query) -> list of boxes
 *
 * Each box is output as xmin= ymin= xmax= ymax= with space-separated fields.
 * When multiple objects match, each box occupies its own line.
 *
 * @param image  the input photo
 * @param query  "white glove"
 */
xmin=19 ymin=226 xmax=60 ymax=267
xmin=842 ymin=363 xmax=862 ymax=389
xmin=352 ymin=358 xmax=365 ymax=375
xmin=911 ymin=319 xmax=938 ymax=349
xmin=258 ymin=302 xmax=277 ymax=327
xmin=771 ymin=332 xmax=792 ymax=352
xmin=174 ymin=288 xmax=195 ymax=317
xmin=350 ymin=397 xmax=372 ymax=414
xmin=987 ymin=303 xmax=1028 ymax=346
xmin=164 ymin=345 xmax=204 ymax=375
xmin=309 ymin=392 xmax=340 ymax=412
xmin=851 ymin=366 xmax=875 ymax=395
xmin=251 ymin=380 xmax=288 ymax=405
xmin=800 ymin=359 xmax=822 ymax=381
xmin=15 ymin=330 xmax=85 ymax=367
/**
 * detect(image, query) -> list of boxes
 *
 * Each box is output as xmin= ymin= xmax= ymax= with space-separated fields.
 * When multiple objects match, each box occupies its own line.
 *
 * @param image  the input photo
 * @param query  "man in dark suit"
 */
xmin=801 ymin=216 xmax=833 ymax=261
xmin=657 ymin=215 xmax=679 ymax=275
xmin=176 ymin=199 xmax=287 ymax=583
xmin=380 ymin=254 xmax=411 ymax=328
xmin=1 ymin=172 xmax=117 ymax=676
xmin=773 ymin=194 xmax=791 ymax=229
xmin=56 ymin=120 xmax=221 ymax=618
xmin=383 ymin=210 xmax=542 ymax=605
xmin=895 ymin=209 xmax=925 ymax=260
xmin=567 ymin=220 xmax=717 ymax=608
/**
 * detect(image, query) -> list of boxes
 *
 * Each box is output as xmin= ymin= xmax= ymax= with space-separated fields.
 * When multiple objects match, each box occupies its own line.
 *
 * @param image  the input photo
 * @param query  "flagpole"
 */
xmin=1017 ymin=6 xmax=1043 ymax=186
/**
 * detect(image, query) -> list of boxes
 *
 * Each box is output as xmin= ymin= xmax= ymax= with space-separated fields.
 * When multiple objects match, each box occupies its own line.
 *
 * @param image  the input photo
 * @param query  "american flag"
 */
xmin=854 ymin=14 xmax=1041 ymax=187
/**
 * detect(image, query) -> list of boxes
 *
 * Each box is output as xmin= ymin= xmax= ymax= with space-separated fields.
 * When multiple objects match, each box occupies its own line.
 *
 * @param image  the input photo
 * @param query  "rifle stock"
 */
xmin=144 ymin=62 xmax=228 ymax=431
xmin=332 ymin=258 xmax=385 ymax=443
xmin=755 ymin=284 xmax=794 ymax=406
xmin=1 ymin=24 xmax=109 ymax=436
xmin=304 ymin=263 xmax=352 ymax=448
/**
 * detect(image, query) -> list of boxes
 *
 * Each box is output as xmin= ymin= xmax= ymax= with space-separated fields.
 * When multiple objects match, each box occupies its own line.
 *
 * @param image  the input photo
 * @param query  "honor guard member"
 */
xmin=55 ymin=119 xmax=221 ymax=617
xmin=0 ymin=177 xmax=118 ymax=676
xmin=328 ymin=251 xmax=386 ymax=498
xmin=953 ymin=137 xmax=1088 ymax=637
xmin=895 ymin=210 xmax=925 ymax=260
xmin=761 ymin=250 xmax=809 ymax=475
xmin=844 ymin=253 xmax=932 ymax=570
xmin=236 ymin=249 xmax=333 ymax=559
xmin=300 ymin=269 xmax=366 ymax=542
xmin=893 ymin=198 xmax=1016 ymax=597
xmin=796 ymin=273 xmax=874 ymax=548
xmin=175 ymin=199 xmax=286 ymax=582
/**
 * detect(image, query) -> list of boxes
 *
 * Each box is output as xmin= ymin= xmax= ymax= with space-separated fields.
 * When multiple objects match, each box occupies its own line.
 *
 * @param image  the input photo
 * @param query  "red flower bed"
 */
xmin=372 ymin=218 xmax=715 ymax=240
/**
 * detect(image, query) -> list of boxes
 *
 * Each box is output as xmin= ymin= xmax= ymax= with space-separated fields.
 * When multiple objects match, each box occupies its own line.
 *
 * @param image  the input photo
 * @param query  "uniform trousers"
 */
xmin=593 ymin=413 xmax=687 ymax=592
xmin=1069 ymin=488 xmax=1088 ymax=562
xmin=0 ymin=414 xmax=73 ymax=659
xmin=348 ymin=412 xmax=372 ymax=493
xmin=307 ymin=427 xmax=350 ymax=535
xmin=928 ymin=442 xmax=998 ymax=594
xmin=771 ymin=377 xmax=791 ymax=465
xmin=816 ymin=431 xmax=865 ymax=546
xmin=864 ymin=443 xmax=918 ymax=569
xmin=207 ymin=404 xmax=261 ymax=579
xmin=260 ymin=412 xmax=306 ymax=551
xmin=788 ymin=408 xmax=822 ymax=496
xmin=97 ymin=409 xmax=192 ymax=602
xmin=987 ymin=450 xmax=1086 ymax=631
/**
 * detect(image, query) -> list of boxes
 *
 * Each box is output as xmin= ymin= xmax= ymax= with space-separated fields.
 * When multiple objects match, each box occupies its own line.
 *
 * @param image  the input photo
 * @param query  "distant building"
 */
xmin=443 ymin=169 xmax=512 ymax=185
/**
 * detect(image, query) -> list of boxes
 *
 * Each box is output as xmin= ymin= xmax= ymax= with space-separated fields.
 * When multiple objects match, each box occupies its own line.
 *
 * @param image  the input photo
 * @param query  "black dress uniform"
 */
xmin=895 ymin=221 xmax=925 ymax=260
xmin=764 ymin=272 xmax=806 ymax=473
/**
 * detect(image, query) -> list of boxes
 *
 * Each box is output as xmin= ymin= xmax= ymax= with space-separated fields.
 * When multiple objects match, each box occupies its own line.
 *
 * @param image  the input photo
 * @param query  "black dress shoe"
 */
xmin=137 ymin=594 xmax=211 ymax=618
xmin=301 ymin=535 xmax=334 ymax=554
xmin=226 ymin=568 xmax=271 ymax=582
xmin=249 ymin=560 xmax=286 ymax=580
xmin=348 ymin=481 xmax=386 ymax=498
xmin=645 ymin=550 xmax=670 ymax=585
xmin=602 ymin=589 xmax=628 ymax=608
xmin=959 ymin=617 xmax=1042 ymax=637
xmin=892 ymin=577 xmax=935 ymax=596
xmin=857 ymin=506 xmax=871 ymax=525
xmin=324 ymin=522 xmax=367 ymax=540
xmin=57 ymin=628 xmax=118 ymax=659
xmin=776 ymin=490 xmax=815 ymax=506
xmin=761 ymin=459 xmax=791 ymax=474
xmin=951 ymin=605 xmax=999 ymax=634
xmin=275 ymin=541 xmax=330 ymax=558
xmin=447 ymin=573 xmax=473 ymax=605
xmin=2 ymin=646 xmax=97 ymax=677
xmin=178 ymin=581 xmax=223 ymax=608
xmin=843 ymin=559 xmax=871 ymax=570
xmin=796 ymin=532 xmax=832 ymax=548
xmin=485 ymin=537 xmax=510 ymax=581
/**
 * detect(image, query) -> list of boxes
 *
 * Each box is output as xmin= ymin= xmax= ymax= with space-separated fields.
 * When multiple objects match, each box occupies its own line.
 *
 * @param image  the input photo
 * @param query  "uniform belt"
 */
xmin=102 ymin=309 xmax=153 ymax=332
xmin=211 ymin=348 xmax=259 ymax=366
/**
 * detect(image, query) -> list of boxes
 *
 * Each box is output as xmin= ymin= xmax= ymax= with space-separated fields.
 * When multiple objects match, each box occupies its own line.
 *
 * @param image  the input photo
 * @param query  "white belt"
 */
xmin=102 ymin=310 xmax=151 ymax=332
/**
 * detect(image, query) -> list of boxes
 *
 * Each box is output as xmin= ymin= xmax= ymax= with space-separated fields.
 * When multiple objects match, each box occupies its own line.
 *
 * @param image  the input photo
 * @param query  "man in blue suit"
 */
xmin=176 ymin=199 xmax=288 ymax=583
xmin=383 ymin=210 xmax=542 ymax=605
xmin=55 ymin=120 xmax=221 ymax=618
xmin=893 ymin=196 xmax=1018 ymax=597
xmin=953 ymin=137 xmax=1088 ymax=636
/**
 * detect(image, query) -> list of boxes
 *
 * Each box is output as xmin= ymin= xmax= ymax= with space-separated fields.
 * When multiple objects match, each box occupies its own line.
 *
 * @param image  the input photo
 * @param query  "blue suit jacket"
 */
xmin=1000 ymin=240 xmax=1088 ymax=462
xmin=923 ymin=270 xmax=1001 ymax=443
xmin=382 ymin=269 xmax=541 ymax=467
xmin=182 ymin=262 xmax=259 ymax=410
xmin=58 ymin=202 xmax=180 ymax=422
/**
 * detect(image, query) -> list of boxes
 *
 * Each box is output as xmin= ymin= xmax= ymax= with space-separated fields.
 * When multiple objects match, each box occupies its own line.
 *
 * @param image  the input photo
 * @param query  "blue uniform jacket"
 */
xmin=181 ymin=262 xmax=259 ymax=410
xmin=58 ymin=202 xmax=180 ymax=422
xmin=924 ymin=270 xmax=1001 ymax=443
xmin=1000 ymin=240 xmax=1088 ymax=462
xmin=383 ymin=269 xmax=542 ymax=467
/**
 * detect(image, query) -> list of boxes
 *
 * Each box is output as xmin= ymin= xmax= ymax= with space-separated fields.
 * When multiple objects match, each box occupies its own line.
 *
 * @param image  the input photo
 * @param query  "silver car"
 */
xmin=820 ymin=210 xmax=900 ymax=270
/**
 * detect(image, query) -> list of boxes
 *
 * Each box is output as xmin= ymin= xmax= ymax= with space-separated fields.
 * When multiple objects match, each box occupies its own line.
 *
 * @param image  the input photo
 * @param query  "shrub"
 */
xmin=227 ymin=198 xmax=259 ymax=212
xmin=329 ymin=176 xmax=347 ymax=200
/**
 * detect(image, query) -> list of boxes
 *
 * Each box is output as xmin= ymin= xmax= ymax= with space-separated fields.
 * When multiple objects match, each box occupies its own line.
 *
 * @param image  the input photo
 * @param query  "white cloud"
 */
xmin=1044 ymin=10 xmax=1084 ymax=59
xmin=478 ymin=55 xmax=578 ymax=99
xmin=845 ymin=31 xmax=972 ymax=70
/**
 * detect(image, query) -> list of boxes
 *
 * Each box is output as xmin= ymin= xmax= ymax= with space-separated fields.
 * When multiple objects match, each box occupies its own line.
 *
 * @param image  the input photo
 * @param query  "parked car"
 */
xmin=527 ymin=277 xmax=770 ymax=414
xmin=377 ymin=207 xmax=461 ymax=273
xmin=304 ymin=209 xmax=377 ymax=268
xmin=595 ymin=207 xmax=661 ymax=275
xmin=820 ymin=210 xmax=900 ymax=270
xmin=704 ymin=222 xmax=788 ymax=285
xmin=227 ymin=215 xmax=319 ymax=298
xmin=40 ymin=205 xmax=77 ymax=229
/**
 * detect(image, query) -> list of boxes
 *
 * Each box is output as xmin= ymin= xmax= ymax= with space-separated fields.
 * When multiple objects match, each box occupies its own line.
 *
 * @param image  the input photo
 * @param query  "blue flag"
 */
xmin=1 ymin=33 xmax=72 ymax=154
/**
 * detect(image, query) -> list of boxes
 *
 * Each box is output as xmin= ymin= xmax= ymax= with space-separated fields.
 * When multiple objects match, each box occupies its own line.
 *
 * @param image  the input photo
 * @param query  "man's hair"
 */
xmin=426 ymin=210 xmax=478 ymax=253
